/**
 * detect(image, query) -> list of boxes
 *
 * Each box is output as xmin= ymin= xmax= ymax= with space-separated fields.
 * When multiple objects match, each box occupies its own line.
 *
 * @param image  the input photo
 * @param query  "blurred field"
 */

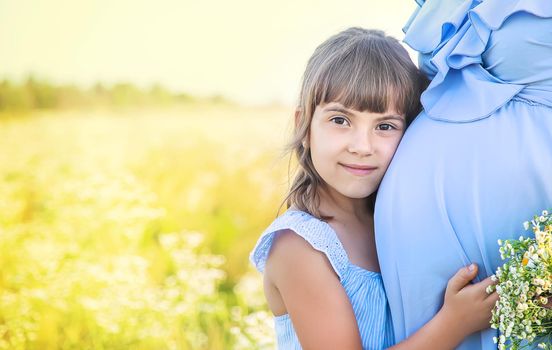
xmin=0 ymin=104 xmax=293 ymax=349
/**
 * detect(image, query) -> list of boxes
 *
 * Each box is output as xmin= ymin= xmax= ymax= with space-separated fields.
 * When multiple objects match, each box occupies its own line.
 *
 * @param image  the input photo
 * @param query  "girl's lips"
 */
xmin=340 ymin=163 xmax=377 ymax=176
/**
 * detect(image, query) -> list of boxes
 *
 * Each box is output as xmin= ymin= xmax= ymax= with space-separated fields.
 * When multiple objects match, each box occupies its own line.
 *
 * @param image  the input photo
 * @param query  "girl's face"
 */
xmin=309 ymin=101 xmax=406 ymax=200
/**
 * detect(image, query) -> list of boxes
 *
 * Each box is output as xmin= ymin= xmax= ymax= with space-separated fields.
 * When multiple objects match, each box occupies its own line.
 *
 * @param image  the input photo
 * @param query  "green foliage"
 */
xmin=25 ymin=76 xmax=59 ymax=108
xmin=0 ymin=80 xmax=33 ymax=110
xmin=0 ymin=77 xmax=235 ymax=113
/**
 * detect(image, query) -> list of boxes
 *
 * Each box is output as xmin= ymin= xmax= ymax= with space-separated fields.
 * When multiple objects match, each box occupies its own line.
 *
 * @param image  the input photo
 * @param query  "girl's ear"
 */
xmin=295 ymin=107 xmax=310 ymax=148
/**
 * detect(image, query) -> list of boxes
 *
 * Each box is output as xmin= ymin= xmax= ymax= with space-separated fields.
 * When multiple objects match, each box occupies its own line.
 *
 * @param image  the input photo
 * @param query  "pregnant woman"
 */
xmin=375 ymin=0 xmax=552 ymax=349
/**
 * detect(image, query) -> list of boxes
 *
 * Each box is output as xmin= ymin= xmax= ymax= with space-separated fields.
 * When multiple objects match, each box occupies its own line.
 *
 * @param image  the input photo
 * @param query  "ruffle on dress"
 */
xmin=403 ymin=0 xmax=552 ymax=122
xmin=250 ymin=210 xmax=349 ymax=280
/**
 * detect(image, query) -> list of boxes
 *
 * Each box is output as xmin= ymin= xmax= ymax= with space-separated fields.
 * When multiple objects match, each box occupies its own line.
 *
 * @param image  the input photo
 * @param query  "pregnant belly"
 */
xmin=377 ymin=99 xmax=552 ymax=279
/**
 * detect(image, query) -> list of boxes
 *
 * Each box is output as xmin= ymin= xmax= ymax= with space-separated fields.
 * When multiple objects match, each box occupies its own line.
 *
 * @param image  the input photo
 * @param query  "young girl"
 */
xmin=250 ymin=27 xmax=498 ymax=350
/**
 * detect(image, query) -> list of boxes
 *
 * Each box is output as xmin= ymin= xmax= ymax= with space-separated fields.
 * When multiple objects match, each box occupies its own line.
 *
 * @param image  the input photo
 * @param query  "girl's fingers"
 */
xmin=474 ymin=276 xmax=496 ymax=292
xmin=447 ymin=264 xmax=479 ymax=293
xmin=485 ymin=291 xmax=499 ymax=306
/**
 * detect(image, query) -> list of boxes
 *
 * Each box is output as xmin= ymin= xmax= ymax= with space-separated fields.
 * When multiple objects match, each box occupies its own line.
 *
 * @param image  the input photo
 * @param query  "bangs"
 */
xmin=310 ymin=35 xmax=420 ymax=117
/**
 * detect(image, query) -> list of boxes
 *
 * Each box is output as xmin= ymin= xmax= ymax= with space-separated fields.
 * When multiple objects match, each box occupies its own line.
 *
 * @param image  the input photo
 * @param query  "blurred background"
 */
xmin=0 ymin=0 xmax=415 ymax=349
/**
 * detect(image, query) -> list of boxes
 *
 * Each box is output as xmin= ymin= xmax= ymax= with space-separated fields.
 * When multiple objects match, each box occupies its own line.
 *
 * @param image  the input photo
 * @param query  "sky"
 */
xmin=0 ymin=0 xmax=417 ymax=106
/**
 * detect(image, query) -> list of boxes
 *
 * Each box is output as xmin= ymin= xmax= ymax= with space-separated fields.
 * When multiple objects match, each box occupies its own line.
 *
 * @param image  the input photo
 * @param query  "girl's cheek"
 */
xmin=384 ymin=139 xmax=402 ymax=160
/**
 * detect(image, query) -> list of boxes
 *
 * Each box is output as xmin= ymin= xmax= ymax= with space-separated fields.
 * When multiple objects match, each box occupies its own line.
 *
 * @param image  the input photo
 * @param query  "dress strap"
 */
xmin=250 ymin=210 xmax=349 ymax=280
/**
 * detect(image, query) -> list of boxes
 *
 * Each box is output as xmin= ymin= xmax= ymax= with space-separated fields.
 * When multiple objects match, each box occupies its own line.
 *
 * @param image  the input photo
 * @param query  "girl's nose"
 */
xmin=347 ymin=131 xmax=373 ymax=156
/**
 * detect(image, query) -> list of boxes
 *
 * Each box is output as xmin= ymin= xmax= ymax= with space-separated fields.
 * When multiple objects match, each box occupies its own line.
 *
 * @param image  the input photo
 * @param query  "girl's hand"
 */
xmin=439 ymin=263 xmax=499 ymax=338
xmin=388 ymin=263 xmax=499 ymax=350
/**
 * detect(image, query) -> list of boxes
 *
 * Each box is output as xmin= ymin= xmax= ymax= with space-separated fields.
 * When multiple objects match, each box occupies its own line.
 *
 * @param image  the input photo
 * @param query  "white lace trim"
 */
xmin=249 ymin=210 xmax=349 ymax=280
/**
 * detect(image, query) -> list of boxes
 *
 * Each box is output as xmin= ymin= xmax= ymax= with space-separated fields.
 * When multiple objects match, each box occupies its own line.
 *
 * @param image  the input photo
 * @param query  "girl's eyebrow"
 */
xmin=374 ymin=115 xmax=406 ymax=123
xmin=323 ymin=105 xmax=354 ymax=115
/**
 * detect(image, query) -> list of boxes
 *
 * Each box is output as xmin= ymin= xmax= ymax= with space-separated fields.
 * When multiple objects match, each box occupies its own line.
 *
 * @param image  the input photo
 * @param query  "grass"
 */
xmin=0 ymin=104 xmax=291 ymax=349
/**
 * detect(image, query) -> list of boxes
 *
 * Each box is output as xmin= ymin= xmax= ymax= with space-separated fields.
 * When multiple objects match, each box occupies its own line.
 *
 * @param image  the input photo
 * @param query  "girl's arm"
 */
xmin=389 ymin=264 xmax=499 ymax=350
xmin=264 ymin=229 xmax=363 ymax=350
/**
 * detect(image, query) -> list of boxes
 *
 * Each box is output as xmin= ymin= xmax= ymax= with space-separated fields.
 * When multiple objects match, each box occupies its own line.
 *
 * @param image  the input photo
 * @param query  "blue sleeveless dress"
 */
xmin=375 ymin=1 xmax=552 ymax=349
xmin=250 ymin=209 xmax=394 ymax=350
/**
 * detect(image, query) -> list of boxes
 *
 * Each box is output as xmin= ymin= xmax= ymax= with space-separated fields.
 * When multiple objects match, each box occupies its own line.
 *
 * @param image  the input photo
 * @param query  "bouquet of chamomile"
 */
xmin=487 ymin=210 xmax=552 ymax=350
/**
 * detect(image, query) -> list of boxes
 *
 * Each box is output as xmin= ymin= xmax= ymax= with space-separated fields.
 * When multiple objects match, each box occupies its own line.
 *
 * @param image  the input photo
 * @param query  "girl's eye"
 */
xmin=376 ymin=123 xmax=396 ymax=131
xmin=330 ymin=116 xmax=350 ymax=126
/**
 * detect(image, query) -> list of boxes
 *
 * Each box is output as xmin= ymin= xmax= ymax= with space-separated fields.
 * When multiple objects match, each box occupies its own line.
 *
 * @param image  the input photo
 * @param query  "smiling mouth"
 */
xmin=340 ymin=163 xmax=378 ymax=176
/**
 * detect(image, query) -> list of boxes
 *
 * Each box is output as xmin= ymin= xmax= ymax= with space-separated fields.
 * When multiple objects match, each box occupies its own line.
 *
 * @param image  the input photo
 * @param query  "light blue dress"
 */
xmin=375 ymin=0 xmax=552 ymax=349
xmin=250 ymin=209 xmax=394 ymax=350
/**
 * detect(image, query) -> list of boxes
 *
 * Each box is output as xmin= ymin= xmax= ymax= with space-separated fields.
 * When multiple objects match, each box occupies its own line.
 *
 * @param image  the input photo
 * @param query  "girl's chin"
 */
xmin=323 ymin=182 xmax=376 ymax=200
xmin=339 ymin=190 xmax=376 ymax=200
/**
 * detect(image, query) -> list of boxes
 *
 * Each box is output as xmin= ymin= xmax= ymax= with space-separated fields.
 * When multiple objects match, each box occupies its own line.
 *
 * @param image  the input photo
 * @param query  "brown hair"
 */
xmin=282 ymin=27 xmax=428 ymax=219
